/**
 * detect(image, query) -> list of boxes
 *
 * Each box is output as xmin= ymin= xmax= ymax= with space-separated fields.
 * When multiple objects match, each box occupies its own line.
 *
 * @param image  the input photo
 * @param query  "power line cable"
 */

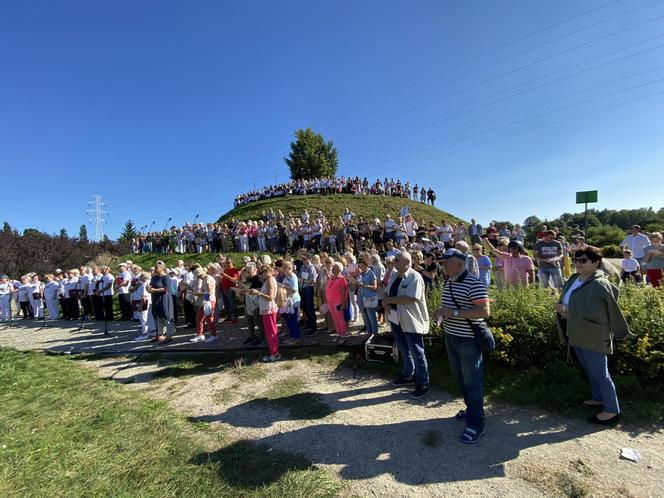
xmin=339 ymin=39 xmax=664 ymax=156
xmin=218 ymin=0 xmax=627 ymax=167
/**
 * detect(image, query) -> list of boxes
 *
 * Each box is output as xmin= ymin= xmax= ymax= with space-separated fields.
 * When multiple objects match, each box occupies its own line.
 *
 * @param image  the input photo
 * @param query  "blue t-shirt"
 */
xmin=359 ymin=269 xmax=377 ymax=301
xmin=282 ymin=273 xmax=301 ymax=305
xmin=478 ymin=255 xmax=492 ymax=288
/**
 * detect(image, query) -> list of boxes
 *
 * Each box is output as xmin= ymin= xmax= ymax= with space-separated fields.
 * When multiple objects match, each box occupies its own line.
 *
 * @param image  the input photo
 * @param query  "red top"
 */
xmin=221 ymin=268 xmax=239 ymax=289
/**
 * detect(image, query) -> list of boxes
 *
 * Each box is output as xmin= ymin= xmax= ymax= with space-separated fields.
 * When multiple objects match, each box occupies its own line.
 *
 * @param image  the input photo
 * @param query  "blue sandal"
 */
xmin=460 ymin=427 xmax=484 ymax=444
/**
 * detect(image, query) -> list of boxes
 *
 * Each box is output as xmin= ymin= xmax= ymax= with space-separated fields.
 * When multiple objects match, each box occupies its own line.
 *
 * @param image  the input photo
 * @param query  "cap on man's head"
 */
xmin=442 ymin=248 xmax=466 ymax=261
xmin=632 ymin=225 xmax=641 ymax=230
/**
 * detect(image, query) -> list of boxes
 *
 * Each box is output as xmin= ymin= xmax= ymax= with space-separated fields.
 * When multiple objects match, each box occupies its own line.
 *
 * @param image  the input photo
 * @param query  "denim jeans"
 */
xmin=573 ymin=347 xmax=620 ymax=413
xmin=221 ymin=287 xmax=237 ymax=320
xmin=361 ymin=305 xmax=378 ymax=334
xmin=445 ymin=334 xmax=484 ymax=432
xmin=282 ymin=304 xmax=301 ymax=339
xmin=301 ymin=286 xmax=317 ymax=332
xmin=390 ymin=321 xmax=429 ymax=387
xmin=539 ymin=267 xmax=564 ymax=289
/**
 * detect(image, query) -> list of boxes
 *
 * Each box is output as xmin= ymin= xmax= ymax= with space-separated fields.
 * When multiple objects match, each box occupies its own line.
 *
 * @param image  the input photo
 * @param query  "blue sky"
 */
xmin=1 ymin=0 xmax=663 ymax=239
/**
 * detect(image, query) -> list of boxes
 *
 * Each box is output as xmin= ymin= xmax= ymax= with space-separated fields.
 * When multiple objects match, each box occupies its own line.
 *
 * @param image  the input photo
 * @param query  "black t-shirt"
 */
xmin=388 ymin=276 xmax=403 ymax=310
xmin=247 ymin=275 xmax=262 ymax=290
xmin=422 ymin=261 xmax=440 ymax=286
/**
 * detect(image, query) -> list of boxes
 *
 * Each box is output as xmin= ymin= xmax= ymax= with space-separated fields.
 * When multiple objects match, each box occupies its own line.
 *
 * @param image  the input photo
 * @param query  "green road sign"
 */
xmin=576 ymin=190 xmax=598 ymax=204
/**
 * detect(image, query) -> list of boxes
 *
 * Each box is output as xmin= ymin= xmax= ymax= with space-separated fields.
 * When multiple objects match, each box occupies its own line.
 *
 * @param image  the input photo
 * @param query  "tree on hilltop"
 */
xmin=119 ymin=220 xmax=138 ymax=244
xmin=284 ymin=128 xmax=338 ymax=180
xmin=79 ymin=224 xmax=88 ymax=241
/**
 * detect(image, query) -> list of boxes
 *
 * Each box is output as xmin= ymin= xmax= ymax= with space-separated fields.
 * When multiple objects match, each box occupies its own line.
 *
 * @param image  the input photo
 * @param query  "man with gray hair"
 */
xmin=382 ymin=250 xmax=430 ymax=399
xmin=436 ymin=248 xmax=491 ymax=444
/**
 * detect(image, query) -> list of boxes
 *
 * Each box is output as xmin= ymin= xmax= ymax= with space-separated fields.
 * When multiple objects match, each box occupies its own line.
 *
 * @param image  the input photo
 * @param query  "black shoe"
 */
xmin=306 ymin=329 xmax=317 ymax=337
xmin=588 ymin=413 xmax=620 ymax=425
xmin=409 ymin=386 xmax=429 ymax=399
xmin=392 ymin=376 xmax=415 ymax=386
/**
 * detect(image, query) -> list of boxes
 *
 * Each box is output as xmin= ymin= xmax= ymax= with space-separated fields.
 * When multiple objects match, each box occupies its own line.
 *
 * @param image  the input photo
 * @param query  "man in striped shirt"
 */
xmin=436 ymin=248 xmax=491 ymax=444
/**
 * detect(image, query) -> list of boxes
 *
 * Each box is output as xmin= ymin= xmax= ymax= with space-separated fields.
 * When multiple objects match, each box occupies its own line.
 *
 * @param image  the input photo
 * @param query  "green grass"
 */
xmin=219 ymin=193 xmax=464 ymax=226
xmin=0 ymin=348 xmax=342 ymax=498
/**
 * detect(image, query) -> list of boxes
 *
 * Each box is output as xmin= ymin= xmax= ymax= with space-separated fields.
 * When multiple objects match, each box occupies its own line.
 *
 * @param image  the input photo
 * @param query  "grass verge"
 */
xmin=0 ymin=348 xmax=342 ymax=498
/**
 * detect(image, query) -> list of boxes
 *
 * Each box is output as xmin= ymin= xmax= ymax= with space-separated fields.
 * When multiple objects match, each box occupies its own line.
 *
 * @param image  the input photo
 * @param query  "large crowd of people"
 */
xmin=1 ymin=206 xmax=662 ymax=444
xmin=233 ymin=176 xmax=437 ymax=207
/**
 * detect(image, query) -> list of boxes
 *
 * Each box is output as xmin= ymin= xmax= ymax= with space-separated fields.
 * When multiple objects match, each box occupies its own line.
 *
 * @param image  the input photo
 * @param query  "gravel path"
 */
xmin=1 ymin=322 xmax=662 ymax=497
xmin=0 ymin=316 xmax=369 ymax=353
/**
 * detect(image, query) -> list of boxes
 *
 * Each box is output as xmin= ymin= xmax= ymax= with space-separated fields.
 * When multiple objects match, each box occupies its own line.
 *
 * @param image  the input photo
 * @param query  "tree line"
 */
xmin=0 ymin=222 xmax=129 ymax=276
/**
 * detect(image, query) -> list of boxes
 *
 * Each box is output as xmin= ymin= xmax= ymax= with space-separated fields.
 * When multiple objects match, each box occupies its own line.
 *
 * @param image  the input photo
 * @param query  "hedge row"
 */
xmin=427 ymin=283 xmax=664 ymax=382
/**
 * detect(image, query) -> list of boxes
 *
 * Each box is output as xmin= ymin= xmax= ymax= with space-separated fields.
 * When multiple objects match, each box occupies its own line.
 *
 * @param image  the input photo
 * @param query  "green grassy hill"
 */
xmin=218 ymin=194 xmax=465 ymax=226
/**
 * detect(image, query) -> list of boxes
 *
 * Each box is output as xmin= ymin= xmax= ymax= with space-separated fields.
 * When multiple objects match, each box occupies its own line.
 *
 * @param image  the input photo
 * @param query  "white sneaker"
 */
xmin=134 ymin=334 xmax=151 ymax=342
xmin=190 ymin=335 xmax=206 ymax=343
xmin=204 ymin=335 xmax=219 ymax=343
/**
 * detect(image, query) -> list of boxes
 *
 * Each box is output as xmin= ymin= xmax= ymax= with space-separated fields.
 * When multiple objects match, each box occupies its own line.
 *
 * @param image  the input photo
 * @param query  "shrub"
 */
xmin=426 ymin=282 xmax=664 ymax=381
xmin=614 ymin=284 xmax=664 ymax=381
xmin=602 ymin=245 xmax=623 ymax=258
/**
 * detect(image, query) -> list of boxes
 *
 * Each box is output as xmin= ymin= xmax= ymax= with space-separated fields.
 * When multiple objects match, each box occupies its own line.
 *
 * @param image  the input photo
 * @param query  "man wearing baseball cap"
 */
xmin=435 ymin=248 xmax=491 ymax=444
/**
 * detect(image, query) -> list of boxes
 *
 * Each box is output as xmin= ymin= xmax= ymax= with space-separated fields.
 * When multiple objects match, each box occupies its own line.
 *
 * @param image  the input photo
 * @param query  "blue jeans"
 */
xmin=301 ymin=287 xmax=317 ymax=332
xmin=361 ymin=306 xmax=378 ymax=334
xmin=391 ymin=321 xmax=429 ymax=387
xmin=282 ymin=305 xmax=301 ymax=339
xmin=445 ymin=334 xmax=484 ymax=432
xmin=539 ymin=267 xmax=564 ymax=289
xmin=573 ymin=347 xmax=620 ymax=413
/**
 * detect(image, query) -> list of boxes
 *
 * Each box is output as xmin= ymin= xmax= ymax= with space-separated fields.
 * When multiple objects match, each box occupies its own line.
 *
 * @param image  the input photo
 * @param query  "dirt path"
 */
xmin=1 ymin=322 xmax=662 ymax=497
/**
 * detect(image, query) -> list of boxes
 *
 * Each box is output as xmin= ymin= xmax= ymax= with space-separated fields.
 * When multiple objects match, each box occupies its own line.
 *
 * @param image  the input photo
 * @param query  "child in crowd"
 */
xmin=620 ymin=249 xmax=641 ymax=284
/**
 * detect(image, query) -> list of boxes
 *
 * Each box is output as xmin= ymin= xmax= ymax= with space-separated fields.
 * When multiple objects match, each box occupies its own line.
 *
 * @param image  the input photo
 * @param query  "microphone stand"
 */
xmin=103 ymin=257 xmax=117 ymax=335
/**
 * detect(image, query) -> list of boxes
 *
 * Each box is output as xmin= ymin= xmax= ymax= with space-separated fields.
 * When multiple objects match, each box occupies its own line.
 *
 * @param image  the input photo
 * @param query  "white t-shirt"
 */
xmin=562 ymin=277 xmax=584 ymax=306
xmin=438 ymin=225 xmax=453 ymax=242
xmin=117 ymin=271 xmax=132 ymax=294
xmin=101 ymin=274 xmax=114 ymax=296
xmin=621 ymin=258 xmax=640 ymax=273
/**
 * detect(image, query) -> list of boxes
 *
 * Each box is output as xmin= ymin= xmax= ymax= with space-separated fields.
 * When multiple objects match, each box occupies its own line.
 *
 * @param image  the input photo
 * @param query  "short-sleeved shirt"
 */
xmin=442 ymin=271 xmax=490 ymax=338
xmin=359 ymin=269 xmax=377 ymax=301
xmin=621 ymin=258 xmax=640 ymax=272
xmin=644 ymin=245 xmax=664 ymax=269
xmin=535 ymin=240 xmax=563 ymax=268
xmin=282 ymin=273 xmax=301 ymax=305
xmin=621 ymin=234 xmax=651 ymax=259
xmin=504 ymin=256 xmax=534 ymax=285
xmin=386 ymin=268 xmax=429 ymax=334
xmin=221 ymin=268 xmax=239 ymax=289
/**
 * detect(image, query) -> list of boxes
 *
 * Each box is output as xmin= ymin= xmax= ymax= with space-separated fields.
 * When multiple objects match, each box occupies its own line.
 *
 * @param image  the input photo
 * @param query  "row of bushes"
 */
xmin=427 ymin=283 xmax=664 ymax=382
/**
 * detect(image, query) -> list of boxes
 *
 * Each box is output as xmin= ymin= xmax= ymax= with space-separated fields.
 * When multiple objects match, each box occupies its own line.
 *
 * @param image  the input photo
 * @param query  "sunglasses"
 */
xmin=573 ymin=257 xmax=589 ymax=264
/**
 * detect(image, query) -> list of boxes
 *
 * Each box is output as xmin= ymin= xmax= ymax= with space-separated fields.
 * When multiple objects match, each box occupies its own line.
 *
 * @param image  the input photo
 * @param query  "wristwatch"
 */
xmin=453 ymin=309 xmax=460 ymax=318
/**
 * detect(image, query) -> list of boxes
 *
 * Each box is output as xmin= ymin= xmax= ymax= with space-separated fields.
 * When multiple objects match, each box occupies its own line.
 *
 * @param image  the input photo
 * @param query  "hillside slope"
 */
xmin=218 ymin=194 xmax=465 ymax=225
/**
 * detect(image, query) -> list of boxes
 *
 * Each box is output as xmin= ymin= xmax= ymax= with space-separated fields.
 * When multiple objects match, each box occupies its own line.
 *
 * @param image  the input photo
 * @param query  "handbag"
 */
xmin=363 ymin=296 xmax=378 ymax=308
xmin=275 ymin=286 xmax=288 ymax=309
xmin=447 ymin=278 xmax=495 ymax=352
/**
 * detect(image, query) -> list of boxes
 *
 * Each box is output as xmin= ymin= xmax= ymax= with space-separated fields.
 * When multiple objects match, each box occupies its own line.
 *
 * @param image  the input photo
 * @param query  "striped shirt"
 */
xmin=442 ymin=271 xmax=489 ymax=338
